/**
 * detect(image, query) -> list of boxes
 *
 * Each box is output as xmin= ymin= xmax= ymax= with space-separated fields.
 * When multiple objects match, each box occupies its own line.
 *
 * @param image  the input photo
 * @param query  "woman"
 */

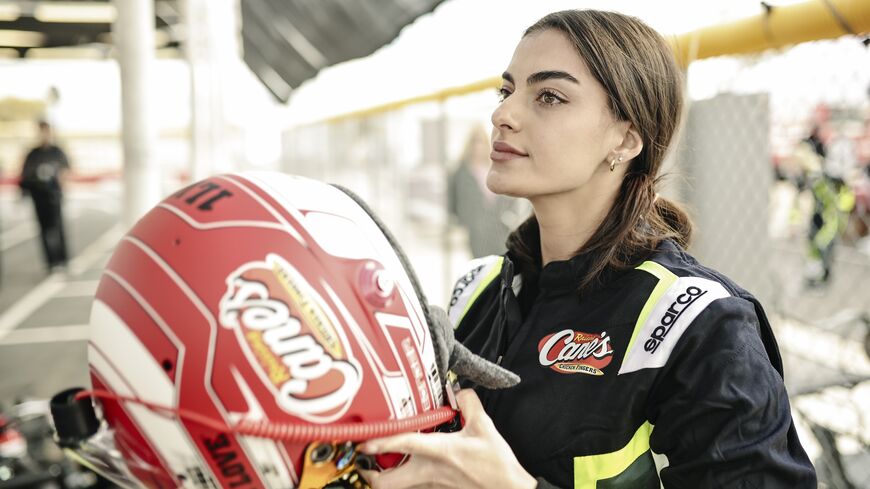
xmin=361 ymin=10 xmax=816 ymax=488
xmin=448 ymin=125 xmax=522 ymax=257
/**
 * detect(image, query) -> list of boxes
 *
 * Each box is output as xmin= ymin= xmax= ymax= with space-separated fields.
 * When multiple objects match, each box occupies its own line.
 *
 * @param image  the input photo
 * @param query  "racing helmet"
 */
xmin=50 ymin=172 xmax=457 ymax=488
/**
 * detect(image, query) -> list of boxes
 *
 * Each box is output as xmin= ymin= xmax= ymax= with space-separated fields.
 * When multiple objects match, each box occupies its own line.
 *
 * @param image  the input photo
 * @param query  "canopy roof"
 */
xmin=0 ymin=0 xmax=445 ymax=102
xmin=241 ymin=0 xmax=445 ymax=101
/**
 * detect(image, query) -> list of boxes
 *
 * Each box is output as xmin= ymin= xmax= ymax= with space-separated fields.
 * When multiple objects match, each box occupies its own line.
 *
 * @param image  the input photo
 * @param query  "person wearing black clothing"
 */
xmin=437 ymin=237 xmax=815 ymax=488
xmin=19 ymin=121 xmax=70 ymax=272
xmin=359 ymin=10 xmax=815 ymax=489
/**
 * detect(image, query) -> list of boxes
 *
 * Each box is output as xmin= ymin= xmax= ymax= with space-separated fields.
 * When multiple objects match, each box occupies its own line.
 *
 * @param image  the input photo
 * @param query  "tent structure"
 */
xmin=0 ymin=0 xmax=446 ymax=101
xmin=240 ymin=0 xmax=445 ymax=102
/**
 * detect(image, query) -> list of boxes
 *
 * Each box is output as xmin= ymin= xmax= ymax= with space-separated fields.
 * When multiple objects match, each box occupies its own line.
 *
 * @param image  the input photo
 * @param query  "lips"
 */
xmin=491 ymin=141 xmax=528 ymax=161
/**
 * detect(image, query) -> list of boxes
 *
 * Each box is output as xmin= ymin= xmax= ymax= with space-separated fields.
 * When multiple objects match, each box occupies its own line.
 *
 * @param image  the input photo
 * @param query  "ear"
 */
xmin=611 ymin=122 xmax=643 ymax=161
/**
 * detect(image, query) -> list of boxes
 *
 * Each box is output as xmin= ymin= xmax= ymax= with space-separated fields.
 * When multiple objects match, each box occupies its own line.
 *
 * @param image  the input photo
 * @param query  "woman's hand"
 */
xmin=359 ymin=389 xmax=537 ymax=489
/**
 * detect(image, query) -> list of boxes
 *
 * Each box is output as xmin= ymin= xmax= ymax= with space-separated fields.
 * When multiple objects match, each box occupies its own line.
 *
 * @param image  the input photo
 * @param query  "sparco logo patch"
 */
xmin=219 ymin=253 xmax=362 ymax=422
xmin=618 ymin=275 xmax=730 ymax=375
xmin=644 ymin=285 xmax=707 ymax=354
xmin=449 ymin=264 xmax=485 ymax=309
xmin=537 ymin=330 xmax=613 ymax=376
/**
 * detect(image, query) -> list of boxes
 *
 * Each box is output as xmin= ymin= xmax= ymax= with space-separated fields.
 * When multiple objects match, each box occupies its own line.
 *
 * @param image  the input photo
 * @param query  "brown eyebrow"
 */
xmin=501 ymin=70 xmax=579 ymax=86
xmin=528 ymin=70 xmax=579 ymax=85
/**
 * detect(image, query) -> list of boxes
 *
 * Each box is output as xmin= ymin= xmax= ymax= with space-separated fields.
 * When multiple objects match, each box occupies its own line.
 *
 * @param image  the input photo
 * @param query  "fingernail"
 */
xmin=359 ymin=443 xmax=377 ymax=454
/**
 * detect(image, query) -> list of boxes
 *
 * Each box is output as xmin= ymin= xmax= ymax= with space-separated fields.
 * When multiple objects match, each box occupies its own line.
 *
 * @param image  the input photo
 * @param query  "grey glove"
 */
xmin=427 ymin=304 xmax=520 ymax=389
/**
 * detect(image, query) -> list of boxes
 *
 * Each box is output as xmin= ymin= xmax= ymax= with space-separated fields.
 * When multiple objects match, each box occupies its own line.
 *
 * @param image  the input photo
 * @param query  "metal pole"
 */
xmin=113 ymin=0 xmax=161 ymax=228
xmin=184 ymin=0 xmax=214 ymax=182
xmin=183 ymin=0 xmax=238 ymax=181
xmin=185 ymin=0 xmax=203 ymax=183
xmin=668 ymin=0 xmax=870 ymax=68
xmin=438 ymin=101 xmax=453 ymax=304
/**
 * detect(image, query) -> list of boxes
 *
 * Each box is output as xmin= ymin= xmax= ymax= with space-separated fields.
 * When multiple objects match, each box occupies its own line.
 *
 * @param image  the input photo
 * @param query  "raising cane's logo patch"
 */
xmin=219 ymin=254 xmax=362 ymax=423
xmin=538 ymin=329 xmax=614 ymax=376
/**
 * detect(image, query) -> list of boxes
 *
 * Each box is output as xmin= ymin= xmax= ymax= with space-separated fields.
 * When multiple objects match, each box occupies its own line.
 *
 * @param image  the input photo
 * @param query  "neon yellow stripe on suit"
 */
xmin=573 ymin=422 xmax=654 ymax=489
xmin=457 ymin=256 xmax=504 ymax=326
xmin=624 ymin=261 xmax=678 ymax=358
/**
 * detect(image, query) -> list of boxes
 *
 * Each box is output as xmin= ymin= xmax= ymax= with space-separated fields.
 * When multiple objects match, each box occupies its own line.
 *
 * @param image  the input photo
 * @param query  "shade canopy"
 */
xmin=0 ymin=0 xmax=445 ymax=102
xmin=241 ymin=0 xmax=445 ymax=101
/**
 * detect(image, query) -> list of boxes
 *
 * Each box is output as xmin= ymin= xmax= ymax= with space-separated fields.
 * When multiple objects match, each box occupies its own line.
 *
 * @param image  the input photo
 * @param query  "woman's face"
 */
xmin=488 ymin=29 xmax=627 ymax=199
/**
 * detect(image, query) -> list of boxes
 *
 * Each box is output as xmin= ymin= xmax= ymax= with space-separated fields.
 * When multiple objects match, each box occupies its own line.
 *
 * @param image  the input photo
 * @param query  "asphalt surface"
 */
xmin=0 ymin=183 xmax=120 ymax=405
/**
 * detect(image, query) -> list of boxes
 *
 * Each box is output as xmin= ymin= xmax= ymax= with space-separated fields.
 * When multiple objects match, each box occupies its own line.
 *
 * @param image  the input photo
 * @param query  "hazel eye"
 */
xmin=538 ymin=90 xmax=564 ymax=106
xmin=496 ymin=87 xmax=512 ymax=102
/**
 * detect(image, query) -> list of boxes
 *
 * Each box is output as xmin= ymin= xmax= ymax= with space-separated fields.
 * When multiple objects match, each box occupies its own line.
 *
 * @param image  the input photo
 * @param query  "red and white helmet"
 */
xmin=57 ymin=172 xmax=452 ymax=488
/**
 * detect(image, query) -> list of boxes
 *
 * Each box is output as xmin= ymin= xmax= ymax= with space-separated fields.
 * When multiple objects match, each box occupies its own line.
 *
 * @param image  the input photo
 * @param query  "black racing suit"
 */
xmin=448 ymin=239 xmax=816 ymax=488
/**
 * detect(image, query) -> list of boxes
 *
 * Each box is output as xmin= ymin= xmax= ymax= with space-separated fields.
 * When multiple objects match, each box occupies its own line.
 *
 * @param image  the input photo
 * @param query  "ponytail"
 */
xmin=651 ymin=194 xmax=692 ymax=248
xmin=506 ymin=172 xmax=694 ymax=296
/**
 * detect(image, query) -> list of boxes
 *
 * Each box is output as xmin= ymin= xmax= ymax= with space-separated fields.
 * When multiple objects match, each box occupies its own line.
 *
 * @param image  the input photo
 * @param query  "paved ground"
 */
xmin=0 ymin=183 xmax=121 ymax=404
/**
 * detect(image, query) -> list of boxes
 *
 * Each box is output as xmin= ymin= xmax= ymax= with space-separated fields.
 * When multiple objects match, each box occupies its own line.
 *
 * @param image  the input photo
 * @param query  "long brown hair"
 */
xmin=506 ymin=10 xmax=692 ymax=294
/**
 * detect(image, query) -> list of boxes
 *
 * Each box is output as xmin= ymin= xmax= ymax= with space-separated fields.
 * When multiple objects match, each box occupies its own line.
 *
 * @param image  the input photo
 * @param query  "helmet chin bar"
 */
xmin=50 ymin=386 xmax=461 ymax=488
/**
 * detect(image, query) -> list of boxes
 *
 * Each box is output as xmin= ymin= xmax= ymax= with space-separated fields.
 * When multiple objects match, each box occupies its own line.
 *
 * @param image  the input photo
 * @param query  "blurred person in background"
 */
xmin=18 ymin=120 xmax=70 ymax=273
xmin=361 ymin=9 xmax=815 ymax=489
xmin=448 ymin=125 xmax=522 ymax=257
xmin=795 ymin=122 xmax=855 ymax=287
xmin=851 ymin=90 xmax=870 ymax=250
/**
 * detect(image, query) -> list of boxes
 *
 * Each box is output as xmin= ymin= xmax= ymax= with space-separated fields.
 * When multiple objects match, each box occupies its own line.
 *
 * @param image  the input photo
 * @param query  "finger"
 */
xmin=358 ymin=469 xmax=380 ymax=488
xmin=455 ymin=388 xmax=483 ymax=413
xmin=454 ymin=389 xmax=494 ymax=432
xmin=360 ymin=432 xmax=446 ymax=458
xmin=359 ymin=463 xmax=430 ymax=489
xmin=455 ymin=389 xmax=485 ymax=420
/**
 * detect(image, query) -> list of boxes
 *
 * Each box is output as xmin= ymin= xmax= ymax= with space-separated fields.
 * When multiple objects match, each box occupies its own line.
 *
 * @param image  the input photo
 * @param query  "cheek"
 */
xmin=552 ymin=117 xmax=610 ymax=168
xmin=534 ymin=123 xmax=592 ymax=175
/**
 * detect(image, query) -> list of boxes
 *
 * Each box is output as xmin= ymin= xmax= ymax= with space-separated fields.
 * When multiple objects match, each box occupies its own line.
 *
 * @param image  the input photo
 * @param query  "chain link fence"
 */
xmin=282 ymin=90 xmax=530 ymax=307
xmin=281 ymin=34 xmax=870 ymax=489
xmin=678 ymin=36 xmax=870 ymax=488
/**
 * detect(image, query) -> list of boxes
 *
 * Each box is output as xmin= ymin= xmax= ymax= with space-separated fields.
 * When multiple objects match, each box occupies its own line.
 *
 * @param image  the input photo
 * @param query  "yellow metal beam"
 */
xmin=321 ymin=77 xmax=500 ymax=125
xmin=306 ymin=0 xmax=869 ymax=126
xmin=668 ymin=0 xmax=870 ymax=68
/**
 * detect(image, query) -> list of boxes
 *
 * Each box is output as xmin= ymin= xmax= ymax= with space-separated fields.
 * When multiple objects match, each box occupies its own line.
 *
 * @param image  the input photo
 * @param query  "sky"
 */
xmin=279 ymin=0 xmax=869 ymax=168
xmin=282 ymin=0 xmax=821 ymax=124
xmin=0 ymin=0 xmax=815 ymax=128
xmin=0 ymin=0 xmax=867 ymax=167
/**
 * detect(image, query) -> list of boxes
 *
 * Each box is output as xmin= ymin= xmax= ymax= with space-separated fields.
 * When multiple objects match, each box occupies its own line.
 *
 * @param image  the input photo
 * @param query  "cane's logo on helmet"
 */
xmin=538 ymin=330 xmax=613 ymax=376
xmin=219 ymin=253 xmax=362 ymax=422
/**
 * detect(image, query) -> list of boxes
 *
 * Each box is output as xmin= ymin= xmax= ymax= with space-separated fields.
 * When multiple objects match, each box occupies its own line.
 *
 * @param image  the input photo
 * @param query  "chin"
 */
xmin=486 ymin=171 xmax=519 ymax=197
xmin=485 ymin=179 xmax=511 ymax=197
xmin=488 ymin=183 xmax=526 ymax=198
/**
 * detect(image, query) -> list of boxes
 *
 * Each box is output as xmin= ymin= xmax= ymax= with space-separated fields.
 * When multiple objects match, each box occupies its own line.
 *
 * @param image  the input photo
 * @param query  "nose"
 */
xmin=491 ymin=97 xmax=519 ymax=133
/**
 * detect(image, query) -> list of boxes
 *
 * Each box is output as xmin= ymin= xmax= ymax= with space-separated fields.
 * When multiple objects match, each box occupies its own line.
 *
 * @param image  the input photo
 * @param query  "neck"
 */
xmin=531 ymin=179 xmax=619 ymax=267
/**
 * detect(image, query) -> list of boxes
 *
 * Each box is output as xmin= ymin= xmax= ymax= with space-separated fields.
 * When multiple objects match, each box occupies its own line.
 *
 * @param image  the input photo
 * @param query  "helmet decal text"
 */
xmin=220 ymin=254 xmax=362 ymax=421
